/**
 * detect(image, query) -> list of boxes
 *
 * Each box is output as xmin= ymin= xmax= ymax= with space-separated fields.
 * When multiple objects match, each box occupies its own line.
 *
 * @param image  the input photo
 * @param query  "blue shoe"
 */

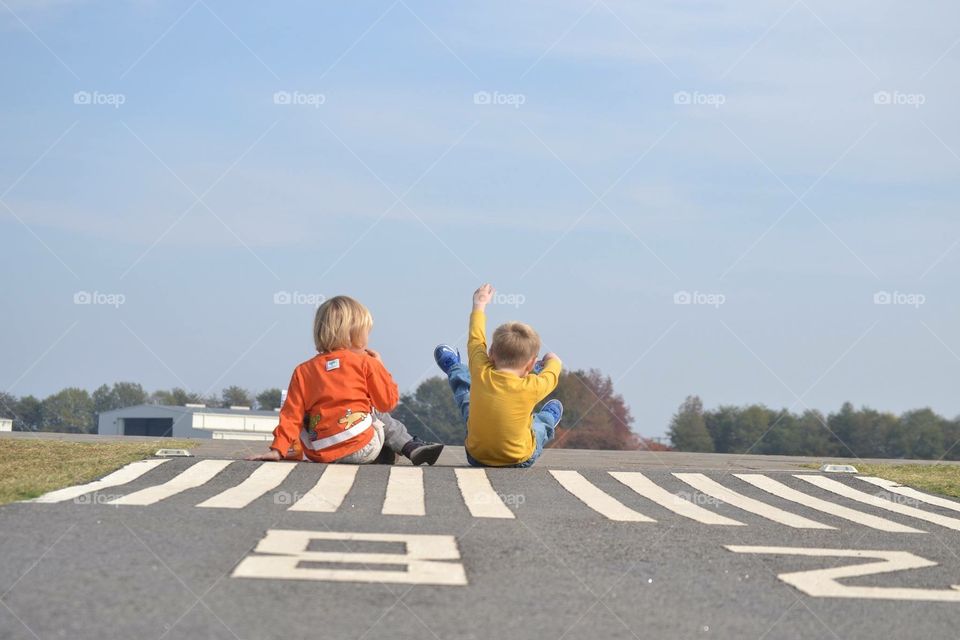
xmin=540 ymin=399 xmax=563 ymax=426
xmin=433 ymin=344 xmax=461 ymax=374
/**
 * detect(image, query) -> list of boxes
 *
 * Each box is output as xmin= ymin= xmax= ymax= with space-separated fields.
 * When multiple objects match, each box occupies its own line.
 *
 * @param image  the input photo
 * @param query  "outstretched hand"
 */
xmin=473 ymin=283 xmax=495 ymax=310
xmin=245 ymin=449 xmax=282 ymax=462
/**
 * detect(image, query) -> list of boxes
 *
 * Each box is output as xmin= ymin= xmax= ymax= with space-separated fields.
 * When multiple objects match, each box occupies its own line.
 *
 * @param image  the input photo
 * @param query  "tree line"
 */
xmin=6 ymin=379 xmax=954 ymax=460
xmin=0 ymin=370 xmax=667 ymax=452
xmin=0 ymin=383 xmax=284 ymax=434
xmin=668 ymin=395 xmax=960 ymax=460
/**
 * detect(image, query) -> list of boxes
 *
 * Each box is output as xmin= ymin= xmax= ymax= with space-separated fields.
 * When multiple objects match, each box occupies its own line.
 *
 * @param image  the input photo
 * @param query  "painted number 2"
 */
xmin=727 ymin=545 xmax=960 ymax=602
xmin=232 ymin=530 xmax=468 ymax=586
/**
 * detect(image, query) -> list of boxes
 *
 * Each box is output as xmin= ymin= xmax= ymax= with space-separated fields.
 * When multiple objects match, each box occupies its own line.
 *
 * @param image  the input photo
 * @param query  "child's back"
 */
xmin=276 ymin=348 xmax=398 ymax=462
xmin=465 ymin=312 xmax=561 ymax=465
xmin=248 ymin=294 xmax=444 ymax=466
xmin=434 ymin=283 xmax=563 ymax=468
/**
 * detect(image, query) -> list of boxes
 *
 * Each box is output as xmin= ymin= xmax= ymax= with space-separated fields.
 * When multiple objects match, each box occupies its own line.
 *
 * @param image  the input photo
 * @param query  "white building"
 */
xmin=97 ymin=404 xmax=281 ymax=441
xmin=0 ymin=418 xmax=12 ymax=432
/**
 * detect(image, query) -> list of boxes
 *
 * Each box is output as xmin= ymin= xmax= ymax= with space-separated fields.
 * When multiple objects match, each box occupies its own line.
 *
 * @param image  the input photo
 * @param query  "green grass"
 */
xmin=806 ymin=462 xmax=960 ymax=499
xmin=0 ymin=439 xmax=195 ymax=505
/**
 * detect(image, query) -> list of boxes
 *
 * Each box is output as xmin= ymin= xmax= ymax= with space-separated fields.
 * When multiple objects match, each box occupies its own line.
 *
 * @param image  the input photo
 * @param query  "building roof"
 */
xmin=99 ymin=404 xmax=280 ymax=418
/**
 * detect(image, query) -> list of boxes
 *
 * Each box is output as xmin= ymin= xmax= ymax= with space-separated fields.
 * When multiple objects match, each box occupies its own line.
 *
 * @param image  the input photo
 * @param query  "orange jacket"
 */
xmin=270 ymin=349 xmax=399 ymax=462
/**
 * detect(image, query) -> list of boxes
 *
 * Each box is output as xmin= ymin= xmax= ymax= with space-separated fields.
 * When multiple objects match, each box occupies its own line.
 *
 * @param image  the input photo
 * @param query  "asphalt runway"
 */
xmin=3 ymin=456 xmax=960 ymax=639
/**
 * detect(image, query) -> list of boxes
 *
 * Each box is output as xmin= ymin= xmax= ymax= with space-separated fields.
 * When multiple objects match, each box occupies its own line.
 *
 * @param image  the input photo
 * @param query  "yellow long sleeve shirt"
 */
xmin=465 ymin=310 xmax=562 ymax=466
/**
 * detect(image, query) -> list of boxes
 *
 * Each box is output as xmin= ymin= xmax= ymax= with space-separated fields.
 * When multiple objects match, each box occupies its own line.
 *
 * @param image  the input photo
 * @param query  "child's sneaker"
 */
xmin=374 ymin=445 xmax=398 ymax=465
xmin=541 ymin=399 xmax=563 ymax=426
xmin=433 ymin=344 xmax=461 ymax=374
xmin=401 ymin=437 xmax=444 ymax=466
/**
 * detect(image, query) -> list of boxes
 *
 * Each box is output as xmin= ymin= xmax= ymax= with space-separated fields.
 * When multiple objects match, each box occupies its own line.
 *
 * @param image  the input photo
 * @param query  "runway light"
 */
xmin=155 ymin=448 xmax=193 ymax=457
xmin=819 ymin=463 xmax=858 ymax=473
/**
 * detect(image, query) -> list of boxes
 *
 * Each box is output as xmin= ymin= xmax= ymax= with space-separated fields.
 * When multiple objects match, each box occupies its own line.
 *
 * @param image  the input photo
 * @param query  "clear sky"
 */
xmin=2 ymin=0 xmax=958 ymax=438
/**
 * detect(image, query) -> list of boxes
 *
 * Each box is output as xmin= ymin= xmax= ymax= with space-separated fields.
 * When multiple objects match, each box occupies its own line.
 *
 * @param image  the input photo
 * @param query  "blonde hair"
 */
xmin=313 ymin=296 xmax=373 ymax=353
xmin=490 ymin=321 xmax=540 ymax=369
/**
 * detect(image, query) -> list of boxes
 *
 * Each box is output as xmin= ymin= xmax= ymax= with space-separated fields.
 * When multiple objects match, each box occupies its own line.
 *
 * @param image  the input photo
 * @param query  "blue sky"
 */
xmin=2 ymin=0 xmax=959 ymax=438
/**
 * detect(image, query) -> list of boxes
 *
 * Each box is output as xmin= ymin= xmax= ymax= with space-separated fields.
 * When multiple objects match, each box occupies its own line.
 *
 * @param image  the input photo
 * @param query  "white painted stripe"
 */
xmin=550 ymin=470 xmax=654 ymax=522
xmin=726 ymin=546 xmax=960 ymax=602
xmin=382 ymin=467 xmax=425 ymax=516
xmin=734 ymin=474 xmax=923 ymax=533
xmin=232 ymin=530 xmax=467 ymax=586
xmin=455 ymin=469 xmax=515 ymax=519
xmin=857 ymin=476 xmax=960 ymax=514
xmin=610 ymin=472 xmax=744 ymax=526
xmin=673 ymin=473 xmax=834 ymax=529
xmin=109 ymin=460 xmax=232 ymax=506
xmin=288 ymin=465 xmax=358 ymax=512
xmin=31 ymin=459 xmax=169 ymax=503
xmin=796 ymin=475 xmax=960 ymax=531
xmin=196 ymin=463 xmax=295 ymax=509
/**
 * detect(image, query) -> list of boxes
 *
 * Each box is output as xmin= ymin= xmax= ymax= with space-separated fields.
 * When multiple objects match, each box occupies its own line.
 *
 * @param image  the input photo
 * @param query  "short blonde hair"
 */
xmin=313 ymin=296 xmax=373 ymax=353
xmin=490 ymin=321 xmax=540 ymax=369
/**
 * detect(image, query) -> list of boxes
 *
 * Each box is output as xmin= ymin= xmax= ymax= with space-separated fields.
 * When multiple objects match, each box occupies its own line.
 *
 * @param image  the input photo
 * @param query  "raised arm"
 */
xmin=468 ymin=284 xmax=494 ymax=372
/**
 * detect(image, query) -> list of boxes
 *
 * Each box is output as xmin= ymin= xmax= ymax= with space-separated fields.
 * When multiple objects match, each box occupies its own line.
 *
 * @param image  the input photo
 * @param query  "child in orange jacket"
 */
xmin=247 ymin=296 xmax=443 ymax=465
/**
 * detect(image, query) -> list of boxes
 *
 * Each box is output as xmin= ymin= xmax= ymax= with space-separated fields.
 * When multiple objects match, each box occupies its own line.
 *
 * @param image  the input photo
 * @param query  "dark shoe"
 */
xmin=401 ymin=438 xmax=444 ymax=466
xmin=433 ymin=344 xmax=461 ymax=375
xmin=374 ymin=445 xmax=398 ymax=465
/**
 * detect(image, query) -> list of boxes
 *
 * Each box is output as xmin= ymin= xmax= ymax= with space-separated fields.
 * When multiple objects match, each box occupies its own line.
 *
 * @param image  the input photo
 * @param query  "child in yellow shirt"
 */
xmin=434 ymin=283 xmax=563 ymax=467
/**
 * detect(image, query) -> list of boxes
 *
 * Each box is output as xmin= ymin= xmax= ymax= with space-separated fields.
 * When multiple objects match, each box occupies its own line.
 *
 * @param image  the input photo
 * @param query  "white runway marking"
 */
xmin=109 ymin=460 xmax=232 ymax=506
xmin=796 ymin=475 xmax=960 ymax=531
xmin=232 ymin=530 xmax=467 ymax=586
xmin=31 ymin=459 xmax=169 ymax=504
xmin=288 ymin=465 xmax=357 ymax=512
xmin=196 ymin=463 xmax=295 ymax=509
xmin=734 ymin=474 xmax=923 ymax=533
xmin=382 ymin=467 xmax=425 ymax=516
xmin=611 ymin=472 xmax=744 ymax=526
xmin=455 ymin=469 xmax=515 ymax=519
xmin=727 ymin=546 xmax=960 ymax=602
xmin=550 ymin=470 xmax=655 ymax=522
xmin=673 ymin=473 xmax=834 ymax=529
xmin=857 ymin=476 xmax=960 ymax=513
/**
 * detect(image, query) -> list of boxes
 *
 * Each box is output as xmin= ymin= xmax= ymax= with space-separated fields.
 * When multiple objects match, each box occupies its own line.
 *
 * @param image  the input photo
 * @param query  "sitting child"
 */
xmin=433 ymin=283 xmax=562 ymax=467
xmin=247 ymin=295 xmax=443 ymax=465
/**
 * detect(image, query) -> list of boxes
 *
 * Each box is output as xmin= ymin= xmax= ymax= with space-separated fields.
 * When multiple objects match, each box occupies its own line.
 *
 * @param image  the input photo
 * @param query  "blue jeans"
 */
xmin=445 ymin=363 xmax=557 ymax=468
